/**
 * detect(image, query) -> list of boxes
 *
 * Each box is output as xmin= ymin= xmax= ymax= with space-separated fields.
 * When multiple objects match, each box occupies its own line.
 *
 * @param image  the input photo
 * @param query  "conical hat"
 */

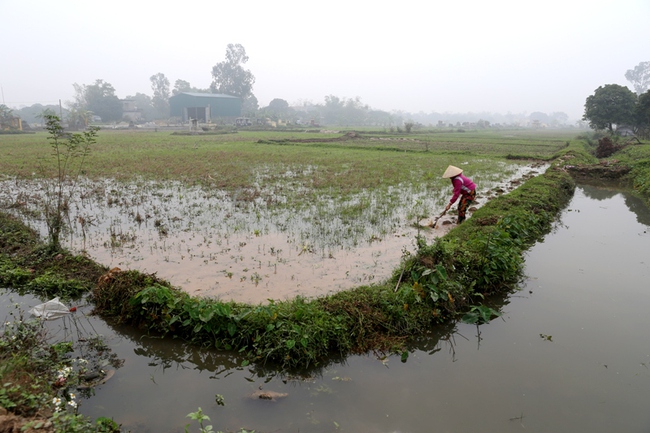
xmin=442 ymin=165 xmax=463 ymax=178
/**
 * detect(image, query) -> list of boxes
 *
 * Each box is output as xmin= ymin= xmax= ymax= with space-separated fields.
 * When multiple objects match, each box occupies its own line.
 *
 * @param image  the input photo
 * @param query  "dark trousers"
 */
xmin=457 ymin=189 xmax=476 ymax=223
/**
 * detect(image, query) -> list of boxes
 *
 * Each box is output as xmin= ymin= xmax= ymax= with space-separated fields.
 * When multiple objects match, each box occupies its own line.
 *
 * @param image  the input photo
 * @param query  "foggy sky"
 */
xmin=2 ymin=0 xmax=649 ymax=122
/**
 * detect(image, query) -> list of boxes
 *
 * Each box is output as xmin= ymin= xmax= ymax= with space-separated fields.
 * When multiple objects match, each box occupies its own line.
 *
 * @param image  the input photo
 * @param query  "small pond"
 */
xmin=2 ymin=182 xmax=650 ymax=432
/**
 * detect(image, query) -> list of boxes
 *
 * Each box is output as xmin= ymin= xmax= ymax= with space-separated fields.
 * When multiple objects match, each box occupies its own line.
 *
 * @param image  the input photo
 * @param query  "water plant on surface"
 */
xmin=0 ymin=300 xmax=122 ymax=432
xmin=185 ymin=408 xmax=213 ymax=433
xmin=460 ymin=304 xmax=501 ymax=324
xmin=184 ymin=407 xmax=254 ymax=433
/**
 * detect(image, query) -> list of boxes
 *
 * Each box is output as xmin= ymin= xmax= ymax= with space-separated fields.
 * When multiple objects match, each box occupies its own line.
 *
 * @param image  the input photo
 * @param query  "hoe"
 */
xmin=428 ymin=209 xmax=447 ymax=229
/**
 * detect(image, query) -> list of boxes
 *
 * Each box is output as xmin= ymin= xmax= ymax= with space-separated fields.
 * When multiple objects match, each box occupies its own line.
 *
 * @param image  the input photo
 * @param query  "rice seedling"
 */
xmin=0 ymin=128 xmax=575 ymax=305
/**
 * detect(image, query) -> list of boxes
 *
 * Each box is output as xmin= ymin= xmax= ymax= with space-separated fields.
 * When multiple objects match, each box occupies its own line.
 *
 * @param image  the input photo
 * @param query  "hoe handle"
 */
xmin=431 ymin=209 xmax=447 ymax=229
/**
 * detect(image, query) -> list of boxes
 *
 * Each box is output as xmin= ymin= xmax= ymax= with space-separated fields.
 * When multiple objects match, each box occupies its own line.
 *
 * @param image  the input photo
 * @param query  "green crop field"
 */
xmin=0 ymin=128 xmax=575 ymax=186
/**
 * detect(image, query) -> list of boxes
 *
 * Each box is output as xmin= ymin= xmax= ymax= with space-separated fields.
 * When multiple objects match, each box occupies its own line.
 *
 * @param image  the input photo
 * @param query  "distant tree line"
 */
xmin=12 ymin=47 xmax=647 ymax=131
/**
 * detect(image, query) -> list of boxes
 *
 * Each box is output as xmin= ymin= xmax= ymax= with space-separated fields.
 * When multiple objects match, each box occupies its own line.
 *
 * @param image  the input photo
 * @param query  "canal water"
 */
xmin=2 ymin=182 xmax=650 ymax=432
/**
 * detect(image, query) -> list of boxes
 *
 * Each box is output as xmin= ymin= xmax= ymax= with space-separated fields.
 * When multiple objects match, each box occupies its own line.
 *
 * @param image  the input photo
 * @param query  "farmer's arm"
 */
xmin=448 ymin=179 xmax=461 ymax=207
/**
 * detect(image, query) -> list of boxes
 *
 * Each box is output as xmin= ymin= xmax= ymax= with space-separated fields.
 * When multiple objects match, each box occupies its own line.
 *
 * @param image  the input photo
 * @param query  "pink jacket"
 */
xmin=449 ymin=174 xmax=476 ymax=205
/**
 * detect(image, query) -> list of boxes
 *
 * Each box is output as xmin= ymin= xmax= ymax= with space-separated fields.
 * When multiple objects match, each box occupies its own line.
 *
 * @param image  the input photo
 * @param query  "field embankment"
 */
xmin=559 ymin=134 xmax=650 ymax=206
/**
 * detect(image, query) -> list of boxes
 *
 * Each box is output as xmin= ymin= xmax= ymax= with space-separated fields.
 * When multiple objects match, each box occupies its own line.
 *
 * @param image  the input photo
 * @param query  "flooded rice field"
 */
xmin=2 ymin=181 xmax=649 ymax=432
xmin=0 ymin=163 xmax=540 ymax=304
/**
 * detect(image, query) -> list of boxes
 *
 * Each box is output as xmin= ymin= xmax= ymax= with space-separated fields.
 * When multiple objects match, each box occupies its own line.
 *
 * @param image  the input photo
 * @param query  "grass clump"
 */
xmin=0 ymin=213 xmax=107 ymax=301
xmin=91 ymin=277 xmax=441 ymax=370
xmin=612 ymin=141 xmax=650 ymax=204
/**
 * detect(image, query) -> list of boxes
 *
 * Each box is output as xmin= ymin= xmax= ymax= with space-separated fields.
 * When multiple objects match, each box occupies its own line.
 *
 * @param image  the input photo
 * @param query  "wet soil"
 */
xmin=0 ymin=164 xmax=544 ymax=304
xmin=564 ymin=159 xmax=631 ymax=179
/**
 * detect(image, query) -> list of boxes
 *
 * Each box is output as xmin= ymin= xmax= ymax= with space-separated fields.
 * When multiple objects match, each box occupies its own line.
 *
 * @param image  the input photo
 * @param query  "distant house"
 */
xmin=0 ymin=116 xmax=22 ymax=131
xmin=121 ymin=99 xmax=142 ymax=122
xmin=169 ymin=92 xmax=241 ymax=122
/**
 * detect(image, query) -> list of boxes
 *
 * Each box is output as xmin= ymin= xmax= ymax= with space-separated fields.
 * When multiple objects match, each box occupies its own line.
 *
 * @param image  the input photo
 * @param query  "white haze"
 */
xmin=1 ymin=0 xmax=649 ymax=122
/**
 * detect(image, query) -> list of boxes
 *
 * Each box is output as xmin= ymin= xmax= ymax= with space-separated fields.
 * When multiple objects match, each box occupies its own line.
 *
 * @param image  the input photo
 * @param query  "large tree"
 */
xmin=323 ymin=95 xmax=344 ymax=125
xmin=267 ymin=98 xmax=290 ymax=115
xmin=0 ymin=104 xmax=16 ymax=129
xmin=172 ymin=79 xmax=209 ymax=96
xmin=172 ymin=79 xmax=192 ymax=96
xmin=210 ymin=43 xmax=255 ymax=99
xmin=150 ymin=73 xmax=170 ymax=119
xmin=126 ymin=92 xmax=156 ymax=121
xmin=550 ymin=112 xmax=569 ymax=126
xmin=625 ymin=61 xmax=650 ymax=96
xmin=241 ymin=94 xmax=259 ymax=117
xmin=637 ymin=90 xmax=650 ymax=138
xmin=583 ymin=84 xmax=637 ymax=133
xmin=71 ymin=79 xmax=122 ymax=123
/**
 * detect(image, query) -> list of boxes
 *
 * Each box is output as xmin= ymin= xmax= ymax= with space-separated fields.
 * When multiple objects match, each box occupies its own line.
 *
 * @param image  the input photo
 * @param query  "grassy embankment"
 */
xmin=613 ymin=140 xmax=650 ymax=205
xmin=1 ymin=128 xmax=599 ymax=372
xmin=561 ymin=132 xmax=650 ymax=205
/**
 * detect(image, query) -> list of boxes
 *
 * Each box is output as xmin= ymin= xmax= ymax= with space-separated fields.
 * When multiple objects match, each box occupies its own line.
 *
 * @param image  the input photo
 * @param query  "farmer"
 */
xmin=442 ymin=165 xmax=476 ymax=224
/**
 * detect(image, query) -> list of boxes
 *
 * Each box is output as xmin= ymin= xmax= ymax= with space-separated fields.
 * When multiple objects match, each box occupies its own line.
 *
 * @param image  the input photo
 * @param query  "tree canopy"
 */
xmin=583 ymin=84 xmax=637 ymax=133
xmin=637 ymin=90 xmax=650 ymax=137
xmin=625 ymin=61 xmax=650 ymax=96
xmin=72 ymin=79 xmax=122 ymax=123
xmin=0 ymin=104 xmax=17 ymax=130
xmin=150 ymin=73 xmax=170 ymax=119
xmin=241 ymin=94 xmax=259 ymax=117
xmin=210 ymin=44 xmax=255 ymax=99
xmin=172 ymin=79 xmax=210 ymax=96
xmin=268 ymin=98 xmax=289 ymax=112
xmin=0 ymin=104 xmax=13 ymax=120
xmin=126 ymin=93 xmax=156 ymax=121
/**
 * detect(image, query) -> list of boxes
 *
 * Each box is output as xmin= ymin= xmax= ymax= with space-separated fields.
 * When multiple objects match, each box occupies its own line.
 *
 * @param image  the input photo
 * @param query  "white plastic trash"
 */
xmin=29 ymin=297 xmax=71 ymax=320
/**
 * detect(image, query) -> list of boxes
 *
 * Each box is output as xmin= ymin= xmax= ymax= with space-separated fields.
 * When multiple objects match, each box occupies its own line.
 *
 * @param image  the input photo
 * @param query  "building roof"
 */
xmin=174 ymin=92 xmax=239 ymax=99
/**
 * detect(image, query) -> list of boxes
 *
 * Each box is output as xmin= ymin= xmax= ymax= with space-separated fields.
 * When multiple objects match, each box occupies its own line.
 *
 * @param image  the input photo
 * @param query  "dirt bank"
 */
xmin=0 ymin=408 xmax=53 ymax=433
xmin=565 ymin=159 xmax=631 ymax=180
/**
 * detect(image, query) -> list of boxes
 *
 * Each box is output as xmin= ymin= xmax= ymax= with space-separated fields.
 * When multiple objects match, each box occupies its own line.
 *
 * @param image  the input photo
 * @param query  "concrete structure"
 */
xmin=0 ymin=116 xmax=22 ymax=131
xmin=121 ymin=99 xmax=142 ymax=122
xmin=169 ymin=92 xmax=241 ymax=122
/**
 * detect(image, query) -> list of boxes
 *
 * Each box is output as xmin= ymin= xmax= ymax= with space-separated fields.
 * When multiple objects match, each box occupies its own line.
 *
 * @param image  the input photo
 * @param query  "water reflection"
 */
xmin=579 ymin=180 xmax=650 ymax=226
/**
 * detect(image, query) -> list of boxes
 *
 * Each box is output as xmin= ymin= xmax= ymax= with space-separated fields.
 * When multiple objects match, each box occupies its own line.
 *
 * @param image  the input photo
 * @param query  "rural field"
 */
xmin=1 ymin=127 xmax=573 ymax=303
xmin=12 ymin=126 xmax=645 ymax=432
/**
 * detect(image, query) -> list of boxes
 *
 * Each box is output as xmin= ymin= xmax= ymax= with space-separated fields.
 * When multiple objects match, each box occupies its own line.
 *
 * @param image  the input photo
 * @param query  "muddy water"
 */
xmin=0 ymin=163 xmax=539 ymax=304
xmin=2 ymin=182 xmax=649 ymax=432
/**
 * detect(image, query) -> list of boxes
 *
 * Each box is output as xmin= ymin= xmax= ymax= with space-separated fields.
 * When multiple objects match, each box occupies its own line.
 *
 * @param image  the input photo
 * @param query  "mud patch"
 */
xmin=565 ymin=160 xmax=631 ymax=180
